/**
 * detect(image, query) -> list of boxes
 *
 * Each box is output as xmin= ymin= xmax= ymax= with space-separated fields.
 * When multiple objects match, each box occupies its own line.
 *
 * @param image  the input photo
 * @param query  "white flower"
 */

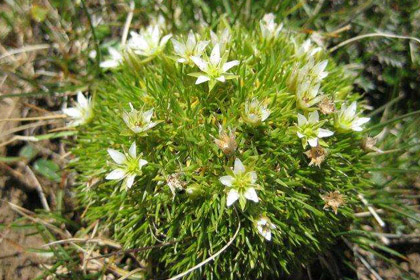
xmin=189 ymin=44 xmax=239 ymax=91
xmin=106 ymin=142 xmax=148 ymax=190
xmin=296 ymin=81 xmax=323 ymax=110
xmin=296 ymin=111 xmax=334 ymax=148
xmin=63 ymin=92 xmax=93 ymax=126
xmin=171 ymin=30 xmax=209 ymax=64
xmin=210 ymin=28 xmax=231 ymax=53
xmin=334 ymin=101 xmax=370 ymax=132
xmin=127 ymin=25 xmax=172 ymax=57
xmin=243 ymin=98 xmax=271 ymax=125
xmin=259 ymin=13 xmax=283 ymax=39
xmin=288 ymin=59 xmax=328 ymax=92
xmin=100 ymin=47 xmax=123 ymax=69
xmin=122 ymin=103 xmax=158 ymax=134
xmin=256 ymin=217 xmax=276 ymax=241
xmin=219 ymin=158 xmax=259 ymax=209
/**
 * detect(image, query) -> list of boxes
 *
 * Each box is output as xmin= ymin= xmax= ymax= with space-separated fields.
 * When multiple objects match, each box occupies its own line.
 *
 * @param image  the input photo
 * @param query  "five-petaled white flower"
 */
xmin=171 ymin=30 xmax=209 ymax=65
xmin=189 ymin=44 xmax=239 ymax=91
xmin=243 ymin=98 xmax=271 ymax=125
xmin=259 ymin=13 xmax=283 ymax=39
xmin=122 ymin=103 xmax=158 ymax=134
xmin=288 ymin=59 xmax=328 ymax=94
xmin=106 ymin=142 xmax=148 ymax=190
xmin=63 ymin=92 xmax=93 ymax=126
xmin=219 ymin=158 xmax=259 ymax=209
xmin=334 ymin=101 xmax=370 ymax=132
xmin=296 ymin=111 xmax=334 ymax=148
xmin=296 ymin=80 xmax=323 ymax=110
xmin=256 ymin=217 xmax=276 ymax=241
xmin=127 ymin=25 xmax=172 ymax=57
xmin=100 ymin=47 xmax=123 ymax=69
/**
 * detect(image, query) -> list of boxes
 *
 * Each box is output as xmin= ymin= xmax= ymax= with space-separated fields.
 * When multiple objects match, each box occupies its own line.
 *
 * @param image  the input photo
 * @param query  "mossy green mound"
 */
xmin=70 ymin=15 xmax=372 ymax=279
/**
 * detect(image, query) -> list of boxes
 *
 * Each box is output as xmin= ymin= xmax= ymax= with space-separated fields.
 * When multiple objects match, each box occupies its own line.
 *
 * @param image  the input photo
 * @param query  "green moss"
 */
xmin=70 ymin=18 xmax=372 ymax=279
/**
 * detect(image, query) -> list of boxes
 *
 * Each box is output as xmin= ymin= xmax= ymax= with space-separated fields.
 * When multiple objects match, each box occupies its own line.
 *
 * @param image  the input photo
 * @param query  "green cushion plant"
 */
xmin=67 ymin=14 xmax=373 ymax=279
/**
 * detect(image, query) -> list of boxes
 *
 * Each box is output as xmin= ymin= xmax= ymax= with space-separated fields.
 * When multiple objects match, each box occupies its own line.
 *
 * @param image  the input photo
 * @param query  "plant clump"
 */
xmin=69 ymin=14 xmax=373 ymax=279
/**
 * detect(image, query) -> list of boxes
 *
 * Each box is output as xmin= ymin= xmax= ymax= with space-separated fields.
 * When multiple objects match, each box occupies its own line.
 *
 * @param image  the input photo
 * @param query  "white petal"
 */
xmin=171 ymin=39 xmax=186 ymax=55
xmin=125 ymin=174 xmax=136 ymax=189
xmin=219 ymin=175 xmax=234 ymax=186
xmin=190 ymin=56 xmax=208 ymax=72
xmin=195 ymin=40 xmax=209 ymax=54
xmin=186 ymin=30 xmax=196 ymax=49
xmin=318 ymin=128 xmax=334 ymax=138
xmin=160 ymin=34 xmax=172 ymax=47
xmin=308 ymin=138 xmax=318 ymax=147
xmin=354 ymin=117 xmax=370 ymax=126
xmin=77 ymin=92 xmax=89 ymax=108
xmin=210 ymin=44 xmax=221 ymax=65
xmin=139 ymin=159 xmax=148 ymax=168
xmin=100 ymin=59 xmax=120 ymax=69
xmin=297 ymin=114 xmax=307 ymax=126
xmin=297 ymin=131 xmax=304 ymax=138
xmin=352 ymin=126 xmax=363 ymax=132
xmin=195 ymin=75 xmax=210 ymax=84
xmin=108 ymin=47 xmax=122 ymax=60
xmin=107 ymin=149 xmax=126 ymax=164
xmin=345 ymin=102 xmax=357 ymax=118
xmin=263 ymin=231 xmax=272 ymax=241
xmin=106 ymin=169 xmax=126 ymax=180
xmin=249 ymin=171 xmax=257 ymax=184
xmin=261 ymin=108 xmax=271 ymax=121
xmin=233 ymin=158 xmax=246 ymax=175
xmin=129 ymin=142 xmax=136 ymax=158
xmin=244 ymin=187 xmax=259 ymax=203
xmin=143 ymin=108 xmax=154 ymax=122
xmin=63 ymin=108 xmax=82 ymax=118
xmin=216 ymin=76 xmax=226 ymax=82
xmin=222 ymin=60 xmax=239 ymax=72
xmin=226 ymin=189 xmax=239 ymax=207
xmin=308 ymin=111 xmax=319 ymax=123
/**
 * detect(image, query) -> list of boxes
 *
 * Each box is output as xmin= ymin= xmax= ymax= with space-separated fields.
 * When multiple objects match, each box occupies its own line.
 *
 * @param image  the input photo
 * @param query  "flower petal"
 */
xmin=233 ymin=158 xmax=246 ymax=175
xmin=77 ymin=92 xmax=89 ymax=108
xmin=226 ymin=189 xmax=239 ymax=207
xmin=190 ymin=56 xmax=208 ymax=72
xmin=249 ymin=171 xmax=257 ymax=184
xmin=160 ymin=34 xmax=173 ymax=47
xmin=171 ymin=38 xmax=186 ymax=55
xmin=63 ymin=108 xmax=82 ymax=118
xmin=308 ymin=138 xmax=318 ymax=147
xmin=216 ymin=75 xmax=226 ymax=82
xmin=143 ymin=108 xmax=154 ymax=122
xmin=244 ymin=187 xmax=259 ymax=203
xmin=219 ymin=175 xmax=234 ymax=187
xmin=139 ymin=159 xmax=148 ymax=168
xmin=106 ymin=169 xmax=126 ymax=180
xmin=297 ymin=113 xmax=307 ymax=126
xmin=129 ymin=142 xmax=136 ymax=158
xmin=308 ymin=111 xmax=319 ymax=123
xmin=125 ymin=174 xmax=136 ymax=189
xmin=107 ymin=149 xmax=126 ymax=164
xmin=100 ymin=59 xmax=120 ymax=69
xmin=210 ymin=44 xmax=221 ymax=65
xmin=222 ymin=60 xmax=239 ymax=72
xmin=195 ymin=75 xmax=210 ymax=84
xmin=318 ymin=128 xmax=334 ymax=138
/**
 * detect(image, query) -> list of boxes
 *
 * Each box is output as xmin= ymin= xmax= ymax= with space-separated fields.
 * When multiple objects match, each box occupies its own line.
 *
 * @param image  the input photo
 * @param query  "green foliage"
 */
xmin=70 ymin=17 xmax=374 ymax=278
